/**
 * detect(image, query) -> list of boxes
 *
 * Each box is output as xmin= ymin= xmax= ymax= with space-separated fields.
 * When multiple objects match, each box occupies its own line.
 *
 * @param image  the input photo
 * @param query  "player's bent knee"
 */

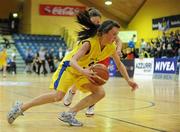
xmin=96 ymin=90 xmax=105 ymax=99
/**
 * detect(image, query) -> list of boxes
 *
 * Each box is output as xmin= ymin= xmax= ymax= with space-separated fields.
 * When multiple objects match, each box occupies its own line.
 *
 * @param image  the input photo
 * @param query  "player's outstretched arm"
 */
xmin=112 ymin=51 xmax=138 ymax=91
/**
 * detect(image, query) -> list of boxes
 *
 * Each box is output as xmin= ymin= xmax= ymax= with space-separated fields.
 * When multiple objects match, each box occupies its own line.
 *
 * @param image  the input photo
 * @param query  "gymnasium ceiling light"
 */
xmin=12 ymin=13 xmax=18 ymax=18
xmin=105 ymin=0 xmax=112 ymax=5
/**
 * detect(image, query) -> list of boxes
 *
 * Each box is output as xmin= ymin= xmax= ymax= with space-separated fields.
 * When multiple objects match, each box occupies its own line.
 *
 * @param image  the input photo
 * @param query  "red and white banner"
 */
xmin=39 ymin=4 xmax=86 ymax=16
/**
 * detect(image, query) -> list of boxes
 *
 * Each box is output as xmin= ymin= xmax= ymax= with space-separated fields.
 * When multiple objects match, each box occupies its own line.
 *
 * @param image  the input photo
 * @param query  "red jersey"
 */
xmin=98 ymin=57 xmax=110 ymax=67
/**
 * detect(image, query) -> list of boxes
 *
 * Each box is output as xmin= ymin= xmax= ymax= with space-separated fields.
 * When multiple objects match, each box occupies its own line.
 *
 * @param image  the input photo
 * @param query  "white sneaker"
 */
xmin=58 ymin=112 xmax=83 ymax=126
xmin=85 ymin=105 xmax=95 ymax=117
xmin=63 ymin=89 xmax=75 ymax=106
xmin=7 ymin=101 xmax=24 ymax=124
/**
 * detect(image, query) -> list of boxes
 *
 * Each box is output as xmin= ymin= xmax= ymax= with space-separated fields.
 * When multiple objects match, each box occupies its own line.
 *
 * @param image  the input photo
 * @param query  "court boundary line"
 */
xmin=96 ymin=114 xmax=168 ymax=132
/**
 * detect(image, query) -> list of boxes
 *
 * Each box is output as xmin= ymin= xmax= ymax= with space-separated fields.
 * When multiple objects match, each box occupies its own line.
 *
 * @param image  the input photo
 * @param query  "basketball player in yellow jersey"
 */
xmin=63 ymin=8 xmax=123 ymax=116
xmin=0 ymin=47 xmax=7 ymax=77
xmin=7 ymin=20 xmax=138 ymax=127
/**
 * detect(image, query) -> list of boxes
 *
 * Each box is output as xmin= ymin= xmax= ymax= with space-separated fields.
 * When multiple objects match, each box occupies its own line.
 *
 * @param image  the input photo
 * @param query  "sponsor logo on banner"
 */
xmin=108 ymin=59 xmax=117 ymax=77
xmin=154 ymin=58 xmax=177 ymax=74
xmin=152 ymin=14 xmax=180 ymax=30
xmin=134 ymin=58 xmax=154 ymax=76
xmin=39 ymin=4 xmax=86 ymax=16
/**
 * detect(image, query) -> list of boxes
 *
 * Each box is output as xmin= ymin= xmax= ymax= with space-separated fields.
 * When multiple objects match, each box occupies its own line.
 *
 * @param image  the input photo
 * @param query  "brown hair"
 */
xmin=97 ymin=20 xmax=120 ymax=36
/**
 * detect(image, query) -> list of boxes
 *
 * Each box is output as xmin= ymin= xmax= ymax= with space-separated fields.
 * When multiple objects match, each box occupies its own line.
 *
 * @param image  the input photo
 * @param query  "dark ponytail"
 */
xmin=88 ymin=7 xmax=101 ymax=18
xmin=76 ymin=7 xmax=101 ymax=41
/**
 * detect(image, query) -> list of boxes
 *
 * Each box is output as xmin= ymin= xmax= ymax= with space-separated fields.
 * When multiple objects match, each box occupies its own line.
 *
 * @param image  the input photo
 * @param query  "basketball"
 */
xmin=89 ymin=64 xmax=109 ymax=86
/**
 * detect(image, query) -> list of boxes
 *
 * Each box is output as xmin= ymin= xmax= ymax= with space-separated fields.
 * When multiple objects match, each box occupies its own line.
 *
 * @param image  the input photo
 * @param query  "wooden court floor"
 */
xmin=0 ymin=74 xmax=179 ymax=132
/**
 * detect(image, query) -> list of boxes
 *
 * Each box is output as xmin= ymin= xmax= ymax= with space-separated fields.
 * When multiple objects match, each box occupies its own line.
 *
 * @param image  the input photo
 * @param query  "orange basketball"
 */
xmin=89 ymin=64 xmax=109 ymax=86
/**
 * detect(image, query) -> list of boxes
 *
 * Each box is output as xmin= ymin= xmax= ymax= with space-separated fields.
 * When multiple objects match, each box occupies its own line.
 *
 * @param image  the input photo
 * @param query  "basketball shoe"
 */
xmin=58 ymin=112 xmax=83 ymax=126
xmin=63 ymin=89 xmax=75 ymax=106
xmin=85 ymin=105 xmax=95 ymax=117
xmin=7 ymin=101 xmax=24 ymax=124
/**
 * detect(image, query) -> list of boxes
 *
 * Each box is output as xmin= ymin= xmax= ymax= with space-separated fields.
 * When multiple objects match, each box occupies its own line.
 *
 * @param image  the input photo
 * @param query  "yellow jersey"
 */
xmin=0 ymin=51 xmax=7 ymax=66
xmin=59 ymin=36 xmax=116 ymax=74
xmin=0 ymin=51 xmax=7 ymax=61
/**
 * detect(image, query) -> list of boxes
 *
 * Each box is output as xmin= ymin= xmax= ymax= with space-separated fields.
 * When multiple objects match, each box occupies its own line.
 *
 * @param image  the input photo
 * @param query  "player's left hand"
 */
xmin=127 ymin=80 xmax=139 ymax=91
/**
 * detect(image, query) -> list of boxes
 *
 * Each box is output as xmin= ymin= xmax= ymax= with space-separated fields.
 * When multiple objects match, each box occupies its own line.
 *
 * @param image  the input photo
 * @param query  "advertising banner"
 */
xmin=108 ymin=59 xmax=117 ymax=77
xmin=152 ymin=14 xmax=180 ymax=30
xmin=154 ymin=58 xmax=177 ymax=74
xmin=108 ymin=59 xmax=134 ymax=77
xmin=134 ymin=58 xmax=154 ymax=77
xmin=39 ymin=4 xmax=86 ymax=16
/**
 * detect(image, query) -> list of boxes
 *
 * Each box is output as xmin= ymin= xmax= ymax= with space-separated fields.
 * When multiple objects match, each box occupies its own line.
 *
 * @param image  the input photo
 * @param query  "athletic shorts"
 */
xmin=49 ymin=61 xmax=91 ymax=93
